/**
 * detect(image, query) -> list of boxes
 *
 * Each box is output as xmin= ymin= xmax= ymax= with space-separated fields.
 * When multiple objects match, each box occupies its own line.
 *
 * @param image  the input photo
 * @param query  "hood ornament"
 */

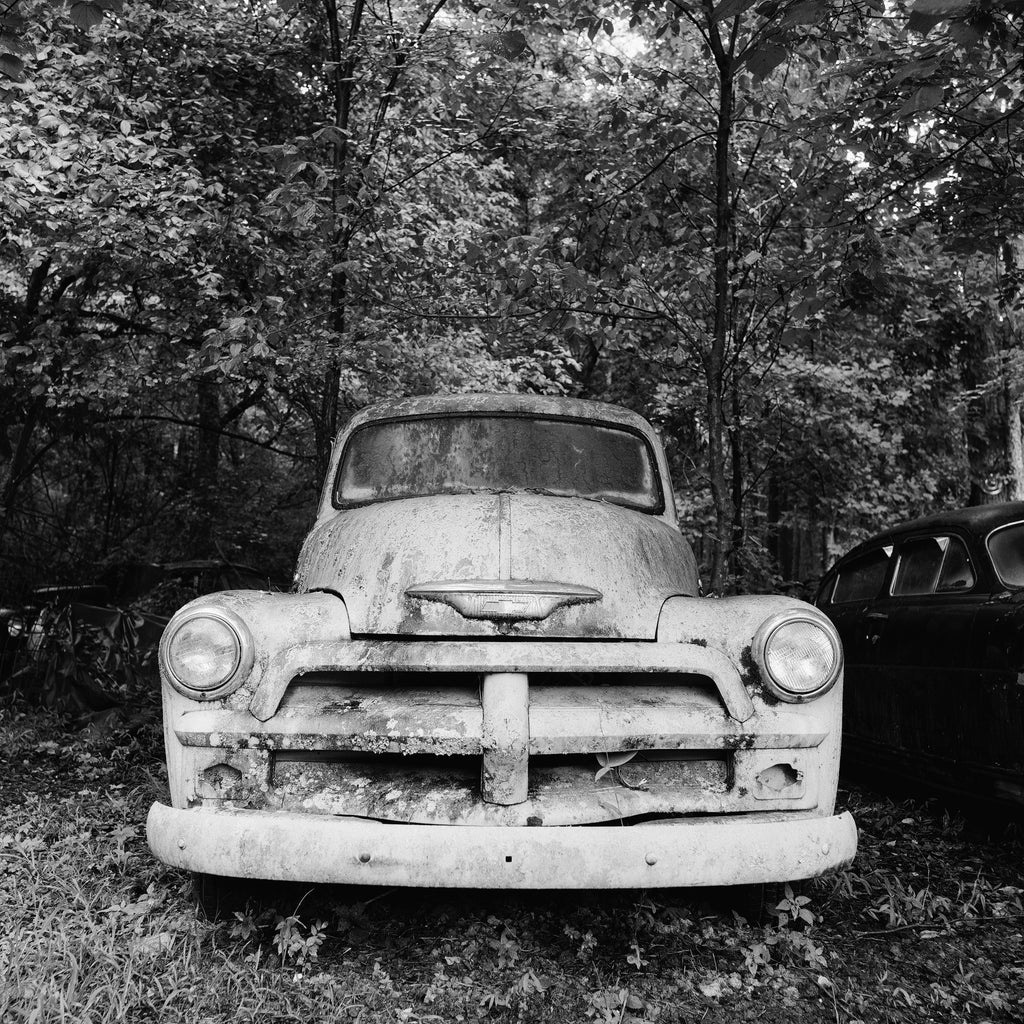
xmin=406 ymin=579 xmax=602 ymax=622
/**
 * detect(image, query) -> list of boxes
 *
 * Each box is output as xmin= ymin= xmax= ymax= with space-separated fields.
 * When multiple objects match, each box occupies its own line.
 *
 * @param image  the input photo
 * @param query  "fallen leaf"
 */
xmin=129 ymin=932 xmax=173 ymax=957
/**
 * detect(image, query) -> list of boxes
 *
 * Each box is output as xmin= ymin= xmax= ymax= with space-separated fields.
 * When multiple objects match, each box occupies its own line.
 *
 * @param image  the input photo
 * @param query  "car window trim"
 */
xmin=889 ymin=532 xmax=978 ymax=598
xmin=331 ymin=411 xmax=667 ymax=515
xmin=828 ymin=543 xmax=894 ymax=605
xmin=985 ymin=519 xmax=1024 ymax=589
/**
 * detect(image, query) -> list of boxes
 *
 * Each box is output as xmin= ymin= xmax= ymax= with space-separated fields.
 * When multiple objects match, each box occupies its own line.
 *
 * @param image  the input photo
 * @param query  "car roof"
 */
xmin=342 ymin=393 xmax=657 ymax=436
xmin=838 ymin=501 xmax=1024 ymax=564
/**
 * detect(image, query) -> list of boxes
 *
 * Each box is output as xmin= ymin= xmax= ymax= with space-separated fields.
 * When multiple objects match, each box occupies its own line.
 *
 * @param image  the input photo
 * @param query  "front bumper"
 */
xmin=147 ymin=803 xmax=856 ymax=889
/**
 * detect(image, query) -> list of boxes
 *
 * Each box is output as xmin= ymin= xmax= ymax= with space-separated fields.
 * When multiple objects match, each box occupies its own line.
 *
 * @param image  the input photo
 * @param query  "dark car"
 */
xmin=815 ymin=502 xmax=1024 ymax=811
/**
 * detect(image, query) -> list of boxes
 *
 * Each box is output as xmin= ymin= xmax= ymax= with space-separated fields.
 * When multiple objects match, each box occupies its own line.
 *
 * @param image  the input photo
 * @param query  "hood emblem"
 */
xmin=406 ymin=579 xmax=602 ymax=622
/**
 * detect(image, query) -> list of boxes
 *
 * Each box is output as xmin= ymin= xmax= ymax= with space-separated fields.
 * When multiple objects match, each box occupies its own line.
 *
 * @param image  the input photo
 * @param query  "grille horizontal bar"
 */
xmin=177 ymin=681 xmax=826 ymax=754
xmin=249 ymin=639 xmax=755 ymax=722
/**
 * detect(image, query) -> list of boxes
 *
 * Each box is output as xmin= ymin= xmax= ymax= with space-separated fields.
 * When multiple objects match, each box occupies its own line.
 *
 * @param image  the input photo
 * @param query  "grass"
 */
xmin=1 ymin=701 xmax=1023 ymax=1024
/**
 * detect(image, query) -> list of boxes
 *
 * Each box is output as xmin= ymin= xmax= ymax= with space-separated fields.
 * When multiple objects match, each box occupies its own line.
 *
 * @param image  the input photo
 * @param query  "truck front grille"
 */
xmin=265 ymin=750 xmax=731 ymax=825
xmin=177 ymin=671 xmax=823 ymax=823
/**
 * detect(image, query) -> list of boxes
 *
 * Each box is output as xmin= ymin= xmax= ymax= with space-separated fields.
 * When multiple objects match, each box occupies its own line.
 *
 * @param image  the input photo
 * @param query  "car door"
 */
xmin=873 ymin=533 xmax=983 ymax=769
xmin=965 ymin=522 xmax=1024 ymax=800
xmin=973 ymin=520 xmax=1024 ymax=684
xmin=816 ymin=545 xmax=895 ymax=750
xmin=819 ymin=545 xmax=895 ymax=673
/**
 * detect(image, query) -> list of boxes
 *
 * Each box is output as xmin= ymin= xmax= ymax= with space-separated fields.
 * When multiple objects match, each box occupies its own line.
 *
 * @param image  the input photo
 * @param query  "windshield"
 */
xmin=334 ymin=414 xmax=661 ymax=512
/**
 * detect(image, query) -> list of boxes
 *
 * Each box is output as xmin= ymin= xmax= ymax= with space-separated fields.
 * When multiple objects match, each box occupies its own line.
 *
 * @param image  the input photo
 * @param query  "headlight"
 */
xmin=753 ymin=612 xmax=842 ymax=702
xmin=162 ymin=607 xmax=253 ymax=700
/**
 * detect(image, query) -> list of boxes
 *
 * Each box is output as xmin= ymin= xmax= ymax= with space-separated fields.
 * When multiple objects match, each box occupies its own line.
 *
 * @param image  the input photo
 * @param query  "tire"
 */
xmin=191 ymin=871 xmax=253 ymax=921
xmin=721 ymin=880 xmax=792 ymax=925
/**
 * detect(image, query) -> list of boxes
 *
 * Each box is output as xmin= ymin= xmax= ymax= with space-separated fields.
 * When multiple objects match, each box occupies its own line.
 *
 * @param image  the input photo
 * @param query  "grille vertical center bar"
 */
xmin=498 ymin=493 xmax=513 ymax=579
xmin=480 ymin=672 xmax=529 ymax=804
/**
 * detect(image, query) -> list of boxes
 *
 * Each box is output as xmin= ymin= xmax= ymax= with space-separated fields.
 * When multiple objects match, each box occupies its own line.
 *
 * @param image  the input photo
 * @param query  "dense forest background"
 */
xmin=2 ymin=0 xmax=1023 ymax=600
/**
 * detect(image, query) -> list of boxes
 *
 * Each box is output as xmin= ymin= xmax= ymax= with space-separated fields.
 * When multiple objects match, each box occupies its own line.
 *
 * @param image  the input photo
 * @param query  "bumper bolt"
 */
xmin=645 ymin=853 xmax=658 ymax=866
xmin=359 ymin=852 xmax=371 ymax=863
xmin=177 ymin=839 xmax=186 ymax=850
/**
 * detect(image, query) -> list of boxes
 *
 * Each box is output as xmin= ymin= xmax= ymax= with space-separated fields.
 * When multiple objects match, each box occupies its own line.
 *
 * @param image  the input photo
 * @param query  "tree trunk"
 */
xmin=0 ymin=258 xmax=52 ymax=551
xmin=1005 ymin=387 xmax=1024 ymax=501
xmin=704 ymin=11 xmax=735 ymax=592
xmin=730 ymin=385 xmax=744 ymax=576
xmin=963 ymin=323 xmax=1008 ymax=505
xmin=767 ymin=471 xmax=796 ymax=582
xmin=1000 ymin=240 xmax=1024 ymax=501
xmin=822 ymin=523 xmax=839 ymax=574
xmin=316 ymin=0 xmax=366 ymax=481
xmin=189 ymin=380 xmax=221 ymax=556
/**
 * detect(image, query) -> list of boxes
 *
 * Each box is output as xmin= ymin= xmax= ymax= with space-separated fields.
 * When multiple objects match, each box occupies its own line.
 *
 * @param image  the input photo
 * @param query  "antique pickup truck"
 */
xmin=147 ymin=394 xmax=856 ymax=905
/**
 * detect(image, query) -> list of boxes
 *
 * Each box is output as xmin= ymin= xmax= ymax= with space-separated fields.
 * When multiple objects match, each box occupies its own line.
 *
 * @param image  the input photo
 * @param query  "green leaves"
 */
xmin=779 ymin=1 xmax=826 ymax=27
xmin=1 ymin=7 xmax=29 ymax=90
xmin=70 ymin=3 xmax=107 ymax=30
xmin=0 ymin=52 xmax=24 ymax=82
xmin=480 ymin=30 xmax=528 ymax=61
xmin=744 ymin=42 xmax=788 ymax=79
xmin=910 ymin=0 xmax=973 ymax=15
xmin=897 ymin=83 xmax=945 ymax=119
xmin=0 ymin=0 xmax=1021 ymax=598
xmin=711 ymin=0 xmax=761 ymax=23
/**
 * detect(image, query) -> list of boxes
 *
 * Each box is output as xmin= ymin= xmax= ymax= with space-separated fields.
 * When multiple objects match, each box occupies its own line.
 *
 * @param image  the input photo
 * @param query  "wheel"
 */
xmin=191 ymin=871 xmax=253 ymax=921
xmin=720 ymin=881 xmax=792 ymax=925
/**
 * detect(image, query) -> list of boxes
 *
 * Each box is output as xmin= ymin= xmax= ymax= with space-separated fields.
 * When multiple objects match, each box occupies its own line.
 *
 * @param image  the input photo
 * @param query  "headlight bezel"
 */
xmin=752 ymin=610 xmax=842 ymax=703
xmin=161 ymin=605 xmax=254 ymax=701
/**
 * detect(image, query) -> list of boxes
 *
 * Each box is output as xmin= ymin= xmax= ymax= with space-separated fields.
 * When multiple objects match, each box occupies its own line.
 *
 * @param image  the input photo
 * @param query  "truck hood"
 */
xmin=295 ymin=494 xmax=698 ymax=639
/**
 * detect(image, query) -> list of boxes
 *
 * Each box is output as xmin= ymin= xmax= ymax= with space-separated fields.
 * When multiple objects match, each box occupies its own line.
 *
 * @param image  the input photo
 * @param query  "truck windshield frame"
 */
xmin=332 ymin=413 xmax=664 ymax=514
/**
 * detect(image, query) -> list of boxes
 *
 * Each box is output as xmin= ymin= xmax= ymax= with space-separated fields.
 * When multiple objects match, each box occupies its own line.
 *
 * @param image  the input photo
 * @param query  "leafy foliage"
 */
xmin=2 ymin=0 xmax=1024 ymax=596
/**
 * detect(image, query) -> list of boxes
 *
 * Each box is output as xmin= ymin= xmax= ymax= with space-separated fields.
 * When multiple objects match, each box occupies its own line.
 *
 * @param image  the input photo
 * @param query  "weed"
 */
xmin=625 ymin=939 xmax=648 ymax=970
xmin=228 ymin=910 xmax=260 ymax=942
xmin=587 ymin=987 xmax=627 ymax=1023
xmin=477 ymin=987 xmax=510 ymax=1012
xmin=273 ymin=913 xmax=327 ymax=967
xmin=372 ymin=958 xmax=400 ymax=999
xmin=489 ymin=924 xmax=521 ymax=968
xmin=564 ymin=923 xmax=598 ymax=959
xmin=772 ymin=883 xmax=816 ymax=928
xmin=515 ymin=967 xmax=548 ymax=994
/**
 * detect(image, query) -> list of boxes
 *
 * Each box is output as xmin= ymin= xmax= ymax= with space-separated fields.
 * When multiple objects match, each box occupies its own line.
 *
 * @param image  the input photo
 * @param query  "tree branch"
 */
xmin=362 ymin=0 xmax=450 ymax=166
xmin=102 ymin=413 xmax=310 ymax=460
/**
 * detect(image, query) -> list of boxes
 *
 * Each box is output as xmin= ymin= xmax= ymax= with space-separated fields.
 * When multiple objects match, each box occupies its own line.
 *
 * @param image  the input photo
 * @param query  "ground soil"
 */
xmin=1 ymin=702 xmax=1021 ymax=1024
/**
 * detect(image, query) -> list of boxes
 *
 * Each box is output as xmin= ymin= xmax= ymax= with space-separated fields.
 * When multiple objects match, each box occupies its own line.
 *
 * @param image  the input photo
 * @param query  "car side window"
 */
xmin=987 ymin=522 xmax=1024 ymax=587
xmin=892 ymin=535 xmax=975 ymax=597
xmin=831 ymin=547 xmax=892 ymax=604
xmin=935 ymin=537 xmax=975 ymax=592
xmin=892 ymin=537 xmax=945 ymax=596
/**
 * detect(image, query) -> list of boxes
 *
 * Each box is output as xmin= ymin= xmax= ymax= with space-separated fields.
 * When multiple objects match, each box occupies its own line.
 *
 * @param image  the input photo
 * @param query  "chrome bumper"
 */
xmin=148 ymin=803 xmax=856 ymax=888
